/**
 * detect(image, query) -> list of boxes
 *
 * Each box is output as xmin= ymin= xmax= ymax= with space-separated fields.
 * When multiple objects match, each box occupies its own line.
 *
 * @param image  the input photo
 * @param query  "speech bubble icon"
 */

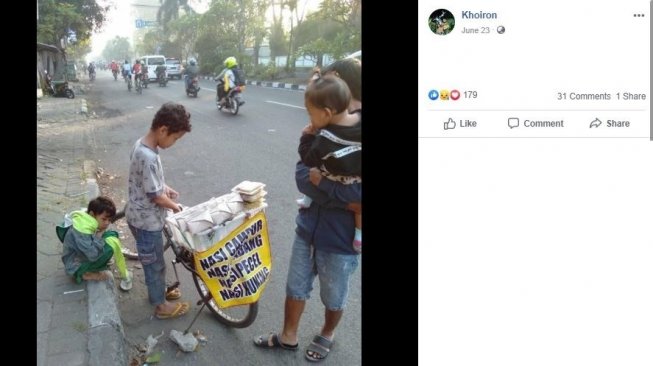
xmin=508 ymin=117 xmax=520 ymax=129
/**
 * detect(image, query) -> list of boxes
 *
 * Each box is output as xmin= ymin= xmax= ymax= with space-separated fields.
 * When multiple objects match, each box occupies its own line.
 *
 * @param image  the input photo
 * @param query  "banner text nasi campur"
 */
xmin=193 ymin=211 xmax=272 ymax=308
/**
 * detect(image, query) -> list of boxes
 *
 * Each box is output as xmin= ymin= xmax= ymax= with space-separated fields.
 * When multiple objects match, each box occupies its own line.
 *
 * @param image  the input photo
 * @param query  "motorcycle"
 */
xmin=185 ymin=75 xmax=200 ymax=97
xmin=157 ymin=69 xmax=168 ymax=87
xmin=112 ymin=69 xmax=118 ymax=81
xmin=44 ymin=72 xmax=75 ymax=99
xmin=124 ymin=72 xmax=132 ymax=92
xmin=216 ymin=83 xmax=245 ymax=115
xmin=140 ymin=73 xmax=149 ymax=89
xmin=134 ymin=73 xmax=143 ymax=94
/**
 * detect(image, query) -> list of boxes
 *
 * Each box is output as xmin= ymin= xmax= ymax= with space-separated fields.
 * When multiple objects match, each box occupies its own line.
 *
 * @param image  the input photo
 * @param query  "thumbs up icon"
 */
xmin=444 ymin=118 xmax=456 ymax=130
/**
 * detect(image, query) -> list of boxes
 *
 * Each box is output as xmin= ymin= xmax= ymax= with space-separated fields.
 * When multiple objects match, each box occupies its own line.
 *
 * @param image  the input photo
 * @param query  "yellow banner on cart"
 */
xmin=193 ymin=211 xmax=272 ymax=308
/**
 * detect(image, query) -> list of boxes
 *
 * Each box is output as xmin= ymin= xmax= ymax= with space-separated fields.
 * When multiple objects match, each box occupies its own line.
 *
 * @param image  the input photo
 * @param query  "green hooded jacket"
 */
xmin=60 ymin=211 xmax=106 ymax=276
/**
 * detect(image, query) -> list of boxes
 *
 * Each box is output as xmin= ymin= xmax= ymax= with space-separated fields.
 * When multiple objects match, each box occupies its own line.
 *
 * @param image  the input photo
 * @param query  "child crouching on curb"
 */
xmin=59 ymin=196 xmax=133 ymax=290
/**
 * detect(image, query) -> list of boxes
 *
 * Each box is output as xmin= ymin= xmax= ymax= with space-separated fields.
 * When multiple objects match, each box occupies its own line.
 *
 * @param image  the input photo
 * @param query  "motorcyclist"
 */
xmin=141 ymin=62 xmax=149 ymax=87
xmin=132 ymin=59 xmax=143 ymax=88
xmin=183 ymin=58 xmax=199 ymax=90
xmin=87 ymin=62 xmax=96 ymax=80
xmin=110 ymin=60 xmax=119 ymax=80
xmin=215 ymin=56 xmax=244 ymax=106
xmin=155 ymin=64 xmax=167 ymax=83
xmin=44 ymin=70 xmax=54 ymax=94
xmin=122 ymin=60 xmax=132 ymax=80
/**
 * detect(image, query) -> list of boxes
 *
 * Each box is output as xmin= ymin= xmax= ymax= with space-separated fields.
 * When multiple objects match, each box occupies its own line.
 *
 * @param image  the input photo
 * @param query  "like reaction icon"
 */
xmin=444 ymin=118 xmax=456 ymax=130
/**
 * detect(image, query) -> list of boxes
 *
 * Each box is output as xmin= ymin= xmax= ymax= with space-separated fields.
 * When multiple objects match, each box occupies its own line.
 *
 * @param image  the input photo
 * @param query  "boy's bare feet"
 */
xmin=82 ymin=271 xmax=110 ymax=281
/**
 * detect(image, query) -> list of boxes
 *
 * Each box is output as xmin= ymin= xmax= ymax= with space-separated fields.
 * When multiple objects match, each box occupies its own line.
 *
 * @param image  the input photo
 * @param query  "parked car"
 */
xmin=166 ymin=58 xmax=182 ymax=80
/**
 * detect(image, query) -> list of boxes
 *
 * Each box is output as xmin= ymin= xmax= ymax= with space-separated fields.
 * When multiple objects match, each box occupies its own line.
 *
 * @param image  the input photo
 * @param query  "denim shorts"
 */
xmin=286 ymin=234 xmax=359 ymax=311
xmin=129 ymin=225 xmax=166 ymax=306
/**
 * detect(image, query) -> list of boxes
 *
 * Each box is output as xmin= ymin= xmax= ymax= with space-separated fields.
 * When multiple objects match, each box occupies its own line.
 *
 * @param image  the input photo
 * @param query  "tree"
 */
xmin=294 ymin=0 xmax=361 ymax=64
xmin=157 ymin=0 xmax=191 ymax=32
xmin=268 ymin=21 xmax=287 ymax=61
xmin=282 ymin=0 xmax=310 ymax=72
xmin=194 ymin=1 xmax=241 ymax=73
xmin=294 ymin=17 xmax=339 ymax=66
xmin=135 ymin=30 xmax=165 ymax=55
xmin=165 ymin=14 xmax=200 ymax=61
xmin=68 ymin=38 xmax=92 ymax=61
xmin=102 ymin=36 xmax=132 ymax=62
xmin=37 ymin=0 xmax=109 ymax=47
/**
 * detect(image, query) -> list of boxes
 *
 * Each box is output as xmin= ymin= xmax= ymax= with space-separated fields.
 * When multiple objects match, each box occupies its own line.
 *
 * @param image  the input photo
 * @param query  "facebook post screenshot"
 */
xmin=419 ymin=1 xmax=651 ymax=365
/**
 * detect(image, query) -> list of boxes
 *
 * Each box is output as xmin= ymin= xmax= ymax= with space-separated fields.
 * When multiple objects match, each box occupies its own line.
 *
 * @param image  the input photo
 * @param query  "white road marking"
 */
xmin=266 ymin=101 xmax=305 ymax=110
xmin=64 ymin=289 xmax=85 ymax=295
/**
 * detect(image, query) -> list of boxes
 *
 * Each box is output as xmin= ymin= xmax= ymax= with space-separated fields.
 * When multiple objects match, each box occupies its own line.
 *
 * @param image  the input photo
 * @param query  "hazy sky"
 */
xmin=89 ymin=0 xmax=322 ymax=61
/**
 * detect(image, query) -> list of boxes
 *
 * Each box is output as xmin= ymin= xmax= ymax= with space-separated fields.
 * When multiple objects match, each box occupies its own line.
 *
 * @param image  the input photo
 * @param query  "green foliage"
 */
xmin=297 ymin=38 xmax=330 ymax=66
xmin=317 ymin=0 xmax=361 ymax=28
xmin=157 ymin=0 xmax=191 ymax=32
xmin=140 ymin=0 xmax=359 ymax=79
xmin=102 ymin=36 xmax=132 ymax=62
xmin=190 ymin=0 xmax=264 ymax=73
xmin=37 ymin=0 xmax=109 ymax=46
xmin=292 ymin=0 xmax=360 ymax=66
xmin=135 ymin=30 xmax=164 ymax=55
xmin=194 ymin=33 xmax=229 ymax=74
xmin=248 ymin=62 xmax=277 ymax=80
xmin=165 ymin=13 xmax=201 ymax=61
xmin=68 ymin=38 xmax=92 ymax=61
xmin=268 ymin=21 xmax=287 ymax=59
xmin=429 ymin=19 xmax=437 ymax=33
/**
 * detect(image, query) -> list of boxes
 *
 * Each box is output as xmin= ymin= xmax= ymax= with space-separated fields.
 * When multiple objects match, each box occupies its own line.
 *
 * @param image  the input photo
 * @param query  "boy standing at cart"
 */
xmin=126 ymin=102 xmax=193 ymax=319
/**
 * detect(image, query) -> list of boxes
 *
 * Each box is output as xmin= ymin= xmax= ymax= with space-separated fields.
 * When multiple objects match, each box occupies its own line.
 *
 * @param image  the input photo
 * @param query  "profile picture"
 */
xmin=429 ymin=9 xmax=455 ymax=35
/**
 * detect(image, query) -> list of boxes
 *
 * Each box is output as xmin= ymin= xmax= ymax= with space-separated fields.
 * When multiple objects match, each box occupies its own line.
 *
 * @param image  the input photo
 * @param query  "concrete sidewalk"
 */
xmin=37 ymin=91 xmax=127 ymax=366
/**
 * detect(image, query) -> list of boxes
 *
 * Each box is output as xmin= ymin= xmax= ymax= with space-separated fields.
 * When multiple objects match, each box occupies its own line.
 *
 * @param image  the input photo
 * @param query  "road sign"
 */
xmin=135 ymin=19 xmax=158 ymax=28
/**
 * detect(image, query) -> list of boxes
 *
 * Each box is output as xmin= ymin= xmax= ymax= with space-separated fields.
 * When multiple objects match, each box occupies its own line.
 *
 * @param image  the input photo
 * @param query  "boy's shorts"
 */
xmin=285 ymin=234 xmax=359 ymax=311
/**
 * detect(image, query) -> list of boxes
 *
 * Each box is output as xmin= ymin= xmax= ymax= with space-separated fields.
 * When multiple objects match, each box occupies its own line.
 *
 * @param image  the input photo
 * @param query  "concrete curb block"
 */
xmin=198 ymin=75 xmax=306 ymax=91
xmin=82 ymin=160 xmax=128 ymax=366
xmin=83 ymin=160 xmax=99 ymax=203
xmin=87 ymin=272 xmax=128 ymax=366
xmin=246 ymin=79 xmax=307 ymax=91
xmin=81 ymin=98 xmax=88 ymax=115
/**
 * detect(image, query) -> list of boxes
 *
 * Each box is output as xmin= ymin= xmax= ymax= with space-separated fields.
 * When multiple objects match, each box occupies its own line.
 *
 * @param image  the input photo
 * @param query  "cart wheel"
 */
xmin=191 ymin=273 xmax=258 ymax=328
xmin=65 ymin=89 xmax=75 ymax=99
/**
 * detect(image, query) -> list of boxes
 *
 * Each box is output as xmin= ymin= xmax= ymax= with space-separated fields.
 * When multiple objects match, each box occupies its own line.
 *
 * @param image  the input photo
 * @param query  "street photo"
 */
xmin=37 ymin=1 xmax=362 ymax=365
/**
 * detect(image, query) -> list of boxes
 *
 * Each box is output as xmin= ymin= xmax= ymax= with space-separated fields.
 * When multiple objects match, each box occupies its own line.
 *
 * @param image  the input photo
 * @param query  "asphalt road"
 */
xmin=84 ymin=70 xmax=362 ymax=365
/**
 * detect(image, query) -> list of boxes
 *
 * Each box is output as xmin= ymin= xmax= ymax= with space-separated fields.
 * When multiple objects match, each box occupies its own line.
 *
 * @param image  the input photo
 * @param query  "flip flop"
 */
xmin=305 ymin=335 xmax=333 ymax=362
xmin=155 ymin=302 xmax=189 ymax=319
xmin=253 ymin=332 xmax=298 ymax=351
xmin=166 ymin=287 xmax=181 ymax=300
